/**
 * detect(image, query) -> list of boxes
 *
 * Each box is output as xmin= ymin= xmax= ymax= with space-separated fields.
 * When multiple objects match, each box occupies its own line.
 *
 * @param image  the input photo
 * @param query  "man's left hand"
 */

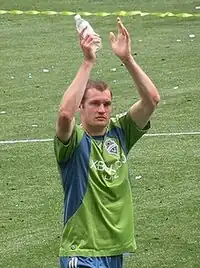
xmin=109 ymin=17 xmax=132 ymax=62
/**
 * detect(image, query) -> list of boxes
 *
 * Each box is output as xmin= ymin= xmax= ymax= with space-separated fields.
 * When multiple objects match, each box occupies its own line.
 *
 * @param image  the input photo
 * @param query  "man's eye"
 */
xmin=104 ymin=102 xmax=111 ymax=107
xmin=90 ymin=102 xmax=99 ymax=106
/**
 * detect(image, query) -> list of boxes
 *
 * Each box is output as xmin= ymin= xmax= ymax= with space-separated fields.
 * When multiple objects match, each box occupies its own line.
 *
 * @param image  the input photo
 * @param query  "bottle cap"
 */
xmin=74 ymin=14 xmax=81 ymax=20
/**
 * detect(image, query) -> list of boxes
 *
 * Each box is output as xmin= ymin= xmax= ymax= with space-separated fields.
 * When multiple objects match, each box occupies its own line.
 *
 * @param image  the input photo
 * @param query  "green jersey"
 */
xmin=54 ymin=111 xmax=150 ymax=257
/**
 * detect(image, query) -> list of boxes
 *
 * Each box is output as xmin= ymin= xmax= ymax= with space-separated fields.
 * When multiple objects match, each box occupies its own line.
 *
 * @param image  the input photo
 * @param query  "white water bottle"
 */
xmin=74 ymin=14 xmax=101 ymax=51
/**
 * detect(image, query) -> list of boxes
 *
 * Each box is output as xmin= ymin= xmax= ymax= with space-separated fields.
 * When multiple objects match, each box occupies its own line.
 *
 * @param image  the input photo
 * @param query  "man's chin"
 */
xmin=94 ymin=120 xmax=108 ymax=128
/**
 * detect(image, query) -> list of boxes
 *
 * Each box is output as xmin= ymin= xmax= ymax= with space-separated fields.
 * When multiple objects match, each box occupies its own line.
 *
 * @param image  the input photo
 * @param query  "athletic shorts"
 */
xmin=59 ymin=255 xmax=123 ymax=268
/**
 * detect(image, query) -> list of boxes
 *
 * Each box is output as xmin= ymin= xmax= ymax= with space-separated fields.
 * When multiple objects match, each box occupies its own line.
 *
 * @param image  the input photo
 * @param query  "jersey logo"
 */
xmin=104 ymin=139 xmax=119 ymax=156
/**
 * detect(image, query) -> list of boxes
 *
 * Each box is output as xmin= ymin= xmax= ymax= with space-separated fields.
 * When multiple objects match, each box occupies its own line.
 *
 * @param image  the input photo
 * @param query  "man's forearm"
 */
xmin=58 ymin=60 xmax=94 ymax=119
xmin=123 ymin=56 xmax=160 ymax=105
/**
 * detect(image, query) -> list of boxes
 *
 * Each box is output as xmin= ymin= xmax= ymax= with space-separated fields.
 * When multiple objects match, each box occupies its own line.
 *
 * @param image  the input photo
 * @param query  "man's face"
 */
xmin=80 ymin=88 xmax=112 ymax=130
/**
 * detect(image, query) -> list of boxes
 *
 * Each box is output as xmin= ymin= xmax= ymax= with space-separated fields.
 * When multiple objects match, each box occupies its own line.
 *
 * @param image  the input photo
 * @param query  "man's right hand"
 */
xmin=79 ymin=28 xmax=100 ymax=63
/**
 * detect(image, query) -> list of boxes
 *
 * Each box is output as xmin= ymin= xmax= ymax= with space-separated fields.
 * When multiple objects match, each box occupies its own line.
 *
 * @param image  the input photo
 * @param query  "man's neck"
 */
xmin=80 ymin=124 xmax=107 ymax=136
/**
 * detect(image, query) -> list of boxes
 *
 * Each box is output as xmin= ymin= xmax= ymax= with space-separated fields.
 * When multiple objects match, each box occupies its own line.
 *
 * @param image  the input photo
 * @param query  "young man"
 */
xmin=54 ymin=18 xmax=160 ymax=268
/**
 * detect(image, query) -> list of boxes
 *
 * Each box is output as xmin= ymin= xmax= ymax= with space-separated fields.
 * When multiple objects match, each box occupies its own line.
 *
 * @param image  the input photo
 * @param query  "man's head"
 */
xmin=79 ymin=80 xmax=113 ymax=135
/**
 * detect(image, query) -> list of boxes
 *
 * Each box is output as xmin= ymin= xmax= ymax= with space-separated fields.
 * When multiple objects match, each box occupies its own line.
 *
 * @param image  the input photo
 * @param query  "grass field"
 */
xmin=0 ymin=0 xmax=200 ymax=267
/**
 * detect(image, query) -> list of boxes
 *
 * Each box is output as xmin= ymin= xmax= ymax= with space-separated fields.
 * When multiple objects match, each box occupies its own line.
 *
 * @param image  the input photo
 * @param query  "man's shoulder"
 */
xmin=54 ymin=123 xmax=84 ymax=148
xmin=109 ymin=111 xmax=128 ymax=127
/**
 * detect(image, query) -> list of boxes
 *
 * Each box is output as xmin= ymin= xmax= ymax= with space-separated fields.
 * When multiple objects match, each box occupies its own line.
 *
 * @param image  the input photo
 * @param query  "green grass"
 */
xmin=0 ymin=0 xmax=200 ymax=267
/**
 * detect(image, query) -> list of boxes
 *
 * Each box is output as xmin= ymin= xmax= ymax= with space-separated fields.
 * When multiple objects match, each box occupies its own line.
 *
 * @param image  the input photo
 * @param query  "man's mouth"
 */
xmin=96 ymin=117 xmax=106 ymax=120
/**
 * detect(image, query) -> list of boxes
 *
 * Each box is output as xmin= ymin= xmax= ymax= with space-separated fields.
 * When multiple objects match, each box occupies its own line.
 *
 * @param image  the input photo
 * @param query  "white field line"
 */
xmin=0 ymin=131 xmax=200 ymax=145
xmin=0 ymin=138 xmax=53 ymax=144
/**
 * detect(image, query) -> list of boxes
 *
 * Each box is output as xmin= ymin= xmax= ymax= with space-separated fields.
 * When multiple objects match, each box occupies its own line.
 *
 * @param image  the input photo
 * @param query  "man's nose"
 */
xmin=98 ymin=104 xmax=105 ymax=113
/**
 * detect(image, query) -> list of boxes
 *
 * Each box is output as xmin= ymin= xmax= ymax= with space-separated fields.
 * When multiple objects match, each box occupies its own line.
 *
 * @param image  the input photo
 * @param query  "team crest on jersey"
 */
xmin=104 ymin=139 xmax=119 ymax=156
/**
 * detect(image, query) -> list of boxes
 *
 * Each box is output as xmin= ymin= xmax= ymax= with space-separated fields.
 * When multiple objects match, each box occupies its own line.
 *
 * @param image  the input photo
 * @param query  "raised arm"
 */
xmin=56 ymin=32 xmax=99 ymax=142
xmin=109 ymin=18 xmax=160 ymax=129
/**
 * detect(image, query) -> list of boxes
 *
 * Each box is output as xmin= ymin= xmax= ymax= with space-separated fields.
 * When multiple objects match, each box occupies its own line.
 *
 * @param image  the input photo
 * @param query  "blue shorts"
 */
xmin=59 ymin=255 xmax=123 ymax=268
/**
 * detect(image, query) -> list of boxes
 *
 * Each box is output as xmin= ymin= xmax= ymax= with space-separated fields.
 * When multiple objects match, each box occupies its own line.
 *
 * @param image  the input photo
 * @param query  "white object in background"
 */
xmin=135 ymin=175 xmax=142 ymax=180
xmin=42 ymin=69 xmax=50 ymax=73
xmin=74 ymin=14 xmax=101 ymax=51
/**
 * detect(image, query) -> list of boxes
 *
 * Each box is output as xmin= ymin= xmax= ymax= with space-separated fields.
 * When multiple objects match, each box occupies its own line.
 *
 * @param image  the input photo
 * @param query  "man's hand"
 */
xmin=109 ymin=17 xmax=132 ymax=62
xmin=79 ymin=28 xmax=100 ymax=63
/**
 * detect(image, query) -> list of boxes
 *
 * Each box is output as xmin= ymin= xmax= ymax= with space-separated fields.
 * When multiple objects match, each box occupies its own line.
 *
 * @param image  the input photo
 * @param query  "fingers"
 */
xmin=81 ymin=34 xmax=100 ymax=49
xmin=122 ymin=26 xmax=130 ymax=39
xmin=81 ymin=34 xmax=93 ymax=47
xmin=117 ymin=17 xmax=123 ymax=34
xmin=79 ymin=28 xmax=100 ymax=42
xmin=92 ymin=36 xmax=101 ymax=47
xmin=117 ymin=17 xmax=130 ymax=38
xmin=109 ymin=32 xmax=116 ymax=44
xmin=92 ymin=33 xmax=100 ymax=38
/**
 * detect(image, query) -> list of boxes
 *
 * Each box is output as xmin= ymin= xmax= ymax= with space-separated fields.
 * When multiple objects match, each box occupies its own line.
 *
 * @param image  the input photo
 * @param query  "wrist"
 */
xmin=82 ymin=59 xmax=94 ymax=69
xmin=121 ymin=55 xmax=135 ymax=65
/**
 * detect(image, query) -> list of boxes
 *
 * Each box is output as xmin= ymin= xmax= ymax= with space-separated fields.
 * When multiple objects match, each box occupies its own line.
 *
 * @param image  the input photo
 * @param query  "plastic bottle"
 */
xmin=74 ymin=14 xmax=101 ymax=51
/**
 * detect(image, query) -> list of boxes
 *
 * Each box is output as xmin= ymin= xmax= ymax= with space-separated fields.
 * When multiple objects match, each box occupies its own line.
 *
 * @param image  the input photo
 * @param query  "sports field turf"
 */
xmin=0 ymin=1 xmax=200 ymax=267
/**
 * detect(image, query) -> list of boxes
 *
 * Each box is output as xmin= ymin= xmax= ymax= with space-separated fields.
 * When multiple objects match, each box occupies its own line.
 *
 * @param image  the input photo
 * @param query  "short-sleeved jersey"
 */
xmin=54 ymin=111 xmax=150 ymax=257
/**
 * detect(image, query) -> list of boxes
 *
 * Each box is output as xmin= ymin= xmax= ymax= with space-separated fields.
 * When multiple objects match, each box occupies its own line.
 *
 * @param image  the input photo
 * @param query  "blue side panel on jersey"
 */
xmin=58 ymin=134 xmax=91 ymax=224
xmin=107 ymin=127 xmax=127 ymax=155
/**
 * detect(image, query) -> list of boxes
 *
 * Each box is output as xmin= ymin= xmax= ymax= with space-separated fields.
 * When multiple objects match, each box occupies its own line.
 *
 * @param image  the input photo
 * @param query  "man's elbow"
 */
xmin=56 ymin=110 xmax=75 ymax=140
xmin=152 ymin=92 xmax=160 ymax=107
xmin=149 ymin=86 xmax=160 ymax=107
xmin=57 ymin=110 xmax=74 ymax=131
xmin=58 ymin=109 xmax=73 ymax=122
xmin=142 ymin=91 xmax=160 ymax=111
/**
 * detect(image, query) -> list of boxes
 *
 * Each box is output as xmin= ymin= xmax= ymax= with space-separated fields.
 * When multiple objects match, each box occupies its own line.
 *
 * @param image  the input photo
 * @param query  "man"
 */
xmin=54 ymin=17 xmax=160 ymax=268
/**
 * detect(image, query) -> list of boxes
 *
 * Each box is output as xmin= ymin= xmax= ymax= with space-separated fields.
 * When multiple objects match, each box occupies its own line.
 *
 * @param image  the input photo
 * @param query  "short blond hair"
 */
xmin=81 ymin=79 xmax=112 ymax=104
